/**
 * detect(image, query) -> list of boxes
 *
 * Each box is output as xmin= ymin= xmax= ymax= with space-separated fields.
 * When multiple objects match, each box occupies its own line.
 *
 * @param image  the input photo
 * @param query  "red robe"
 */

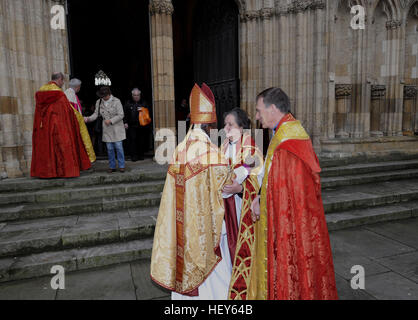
xmin=263 ymin=114 xmax=338 ymax=300
xmin=31 ymin=84 xmax=91 ymax=178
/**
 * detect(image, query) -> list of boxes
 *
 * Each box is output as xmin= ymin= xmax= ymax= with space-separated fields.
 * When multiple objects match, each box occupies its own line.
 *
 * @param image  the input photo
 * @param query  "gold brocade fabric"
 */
xmin=222 ymin=133 xmax=264 ymax=300
xmin=39 ymin=82 xmax=62 ymax=92
xmin=248 ymin=115 xmax=309 ymax=300
xmin=71 ymin=107 xmax=96 ymax=163
xmin=150 ymin=128 xmax=230 ymax=294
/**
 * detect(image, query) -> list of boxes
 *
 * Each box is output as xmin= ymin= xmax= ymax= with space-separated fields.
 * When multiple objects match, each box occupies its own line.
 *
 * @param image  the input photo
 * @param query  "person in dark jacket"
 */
xmin=123 ymin=88 xmax=149 ymax=161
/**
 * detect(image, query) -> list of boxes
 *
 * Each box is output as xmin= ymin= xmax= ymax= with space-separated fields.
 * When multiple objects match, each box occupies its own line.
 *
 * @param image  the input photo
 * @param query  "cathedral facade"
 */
xmin=0 ymin=0 xmax=417 ymax=178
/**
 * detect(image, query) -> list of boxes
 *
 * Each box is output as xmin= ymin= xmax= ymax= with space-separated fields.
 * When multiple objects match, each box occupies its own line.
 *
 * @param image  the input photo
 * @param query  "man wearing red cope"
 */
xmin=31 ymin=72 xmax=91 ymax=178
xmin=249 ymin=87 xmax=338 ymax=300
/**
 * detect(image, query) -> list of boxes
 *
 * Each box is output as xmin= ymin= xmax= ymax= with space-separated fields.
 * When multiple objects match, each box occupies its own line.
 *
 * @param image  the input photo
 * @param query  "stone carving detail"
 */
xmin=260 ymin=8 xmax=275 ymax=19
xmin=371 ymin=85 xmax=386 ymax=100
xmin=404 ymin=85 xmax=417 ymax=100
xmin=241 ymin=0 xmax=326 ymax=21
xmin=240 ymin=10 xmax=260 ymax=22
xmin=149 ymin=0 xmax=174 ymax=16
xmin=386 ymin=20 xmax=402 ymax=29
xmin=288 ymin=0 xmax=325 ymax=14
xmin=335 ymin=84 xmax=353 ymax=98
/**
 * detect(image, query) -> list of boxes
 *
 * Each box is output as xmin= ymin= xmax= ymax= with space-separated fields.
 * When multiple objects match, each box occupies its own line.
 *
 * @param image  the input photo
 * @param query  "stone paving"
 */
xmin=0 ymin=217 xmax=416 ymax=300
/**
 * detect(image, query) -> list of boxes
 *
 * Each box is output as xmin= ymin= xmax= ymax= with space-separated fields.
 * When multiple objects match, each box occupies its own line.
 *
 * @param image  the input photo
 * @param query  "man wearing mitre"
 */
xmin=151 ymin=83 xmax=234 ymax=300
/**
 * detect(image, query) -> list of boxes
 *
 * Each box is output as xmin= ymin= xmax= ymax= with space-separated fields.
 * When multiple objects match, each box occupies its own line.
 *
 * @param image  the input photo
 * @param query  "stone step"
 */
xmin=0 ymin=168 xmax=167 ymax=194
xmin=0 ymin=180 xmax=165 ymax=206
xmin=0 ymin=208 xmax=158 ymax=258
xmin=320 ymin=159 xmax=418 ymax=178
xmin=3 ymin=197 xmax=416 ymax=260
xmin=2 ymin=167 xmax=415 ymax=208
xmin=326 ymin=200 xmax=418 ymax=231
xmin=322 ymin=179 xmax=418 ymax=213
xmin=319 ymin=151 xmax=418 ymax=168
xmin=0 ymin=192 xmax=162 ymax=223
xmin=0 ymin=238 xmax=153 ymax=284
xmin=2 ymin=164 xmax=417 ymax=209
xmin=2 ymin=177 xmax=418 ymax=224
xmin=1 ymin=200 xmax=417 ymax=284
xmin=321 ymin=168 xmax=418 ymax=188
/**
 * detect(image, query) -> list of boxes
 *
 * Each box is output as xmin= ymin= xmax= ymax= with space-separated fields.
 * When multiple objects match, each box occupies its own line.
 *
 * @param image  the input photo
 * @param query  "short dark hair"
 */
xmin=256 ymin=87 xmax=291 ymax=114
xmin=51 ymin=72 xmax=64 ymax=81
xmin=98 ymin=86 xmax=111 ymax=97
xmin=223 ymin=108 xmax=251 ymax=129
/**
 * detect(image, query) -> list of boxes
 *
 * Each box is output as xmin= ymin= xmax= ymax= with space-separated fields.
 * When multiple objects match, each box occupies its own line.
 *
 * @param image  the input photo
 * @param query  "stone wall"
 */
xmin=0 ymin=0 xmax=69 ymax=178
xmin=238 ymin=0 xmax=418 ymax=151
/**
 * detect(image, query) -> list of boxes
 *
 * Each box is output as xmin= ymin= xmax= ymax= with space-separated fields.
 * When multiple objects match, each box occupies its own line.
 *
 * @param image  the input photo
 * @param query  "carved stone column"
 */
xmin=403 ymin=85 xmax=417 ymax=136
xmin=335 ymin=84 xmax=352 ymax=138
xmin=0 ymin=0 xmax=69 ymax=178
xmin=384 ymin=20 xmax=404 ymax=136
xmin=260 ymin=7 xmax=274 ymax=89
xmin=370 ymin=85 xmax=386 ymax=137
xmin=149 ymin=0 xmax=176 ymax=148
xmin=239 ymin=10 xmax=261 ymax=127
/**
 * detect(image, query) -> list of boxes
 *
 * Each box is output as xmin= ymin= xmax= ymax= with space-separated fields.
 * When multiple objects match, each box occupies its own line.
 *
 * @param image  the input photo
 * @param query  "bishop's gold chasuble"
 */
xmin=151 ymin=127 xmax=230 ymax=295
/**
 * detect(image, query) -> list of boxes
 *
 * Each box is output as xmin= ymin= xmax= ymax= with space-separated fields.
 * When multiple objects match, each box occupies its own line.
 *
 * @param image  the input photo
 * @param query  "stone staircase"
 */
xmin=0 ymin=156 xmax=418 ymax=284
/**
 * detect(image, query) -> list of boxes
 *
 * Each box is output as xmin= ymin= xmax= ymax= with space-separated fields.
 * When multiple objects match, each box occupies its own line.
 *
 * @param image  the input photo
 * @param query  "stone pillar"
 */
xmin=0 ymin=0 xmax=69 ymax=178
xmin=370 ymin=85 xmax=386 ymax=137
xmin=403 ymin=85 xmax=417 ymax=136
xmin=149 ymin=0 xmax=176 ymax=148
xmin=239 ymin=10 xmax=260 ymax=127
xmin=312 ymin=5 xmax=327 ymax=148
xmin=335 ymin=84 xmax=352 ymax=138
xmin=260 ymin=7 xmax=274 ymax=89
xmin=384 ymin=20 xmax=404 ymax=136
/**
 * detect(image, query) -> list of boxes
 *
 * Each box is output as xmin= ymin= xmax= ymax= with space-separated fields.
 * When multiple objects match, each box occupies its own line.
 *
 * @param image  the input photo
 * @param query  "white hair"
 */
xmin=69 ymin=78 xmax=82 ymax=88
xmin=132 ymin=88 xmax=141 ymax=95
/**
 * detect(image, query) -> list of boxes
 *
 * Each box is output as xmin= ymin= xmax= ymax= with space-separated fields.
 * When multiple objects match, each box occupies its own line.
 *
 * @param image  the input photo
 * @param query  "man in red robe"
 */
xmin=31 ymin=72 xmax=91 ymax=178
xmin=249 ymin=87 xmax=338 ymax=300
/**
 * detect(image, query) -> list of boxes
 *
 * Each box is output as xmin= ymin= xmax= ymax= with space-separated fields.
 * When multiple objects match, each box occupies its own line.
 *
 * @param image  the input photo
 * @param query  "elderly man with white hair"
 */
xmin=65 ymin=78 xmax=83 ymax=114
xmin=123 ymin=88 xmax=149 ymax=161
xmin=64 ymin=78 xmax=96 ymax=163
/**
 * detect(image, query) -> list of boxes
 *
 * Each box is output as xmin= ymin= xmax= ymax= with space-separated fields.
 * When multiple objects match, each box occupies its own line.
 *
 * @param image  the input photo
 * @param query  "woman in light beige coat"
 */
xmin=85 ymin=86 xmax=126 ymax=173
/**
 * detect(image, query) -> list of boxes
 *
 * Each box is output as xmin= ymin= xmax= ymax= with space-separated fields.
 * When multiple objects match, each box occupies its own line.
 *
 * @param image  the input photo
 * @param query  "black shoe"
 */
xmin=138 ymin=156 xmax=144 ymax=161
xmin=131 ymin=157 xmax=138 ymax=162
xmin=108 ymin=169 xmax=116 ymax=174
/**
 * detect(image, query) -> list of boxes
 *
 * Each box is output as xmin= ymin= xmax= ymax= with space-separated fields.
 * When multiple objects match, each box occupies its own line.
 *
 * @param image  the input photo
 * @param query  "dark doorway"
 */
xmin=66 ymin=0 xmax=153 ymax=155
xmin=173 ymin=0 xmax=240 ymax=129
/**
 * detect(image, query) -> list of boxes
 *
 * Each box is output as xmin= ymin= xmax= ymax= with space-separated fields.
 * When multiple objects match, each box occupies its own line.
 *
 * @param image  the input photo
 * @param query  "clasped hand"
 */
xmin=250 ymin=195 xmax=261 ymax=222
xmin=222 ymin=180 xmax=243 ymax=195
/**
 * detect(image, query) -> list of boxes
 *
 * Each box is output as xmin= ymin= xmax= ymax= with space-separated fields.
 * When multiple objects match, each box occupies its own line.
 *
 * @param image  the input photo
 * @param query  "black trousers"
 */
xmin=127 ymin=125 xmax=146 ymax=159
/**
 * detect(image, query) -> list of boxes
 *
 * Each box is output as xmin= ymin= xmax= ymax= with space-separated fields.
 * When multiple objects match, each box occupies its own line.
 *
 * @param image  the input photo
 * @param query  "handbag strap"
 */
xmin=97 ymin=99 xmax=102 ymax=118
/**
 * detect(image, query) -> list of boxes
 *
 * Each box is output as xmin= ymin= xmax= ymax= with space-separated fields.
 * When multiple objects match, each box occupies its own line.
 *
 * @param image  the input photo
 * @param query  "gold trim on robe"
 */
xmin=222 ymin=133 xmax=264 ymax=300
xmin=71 ymin=107 xmax=96 ymax=163
xmin=39 ymin=82 xmax=62 ymax=92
